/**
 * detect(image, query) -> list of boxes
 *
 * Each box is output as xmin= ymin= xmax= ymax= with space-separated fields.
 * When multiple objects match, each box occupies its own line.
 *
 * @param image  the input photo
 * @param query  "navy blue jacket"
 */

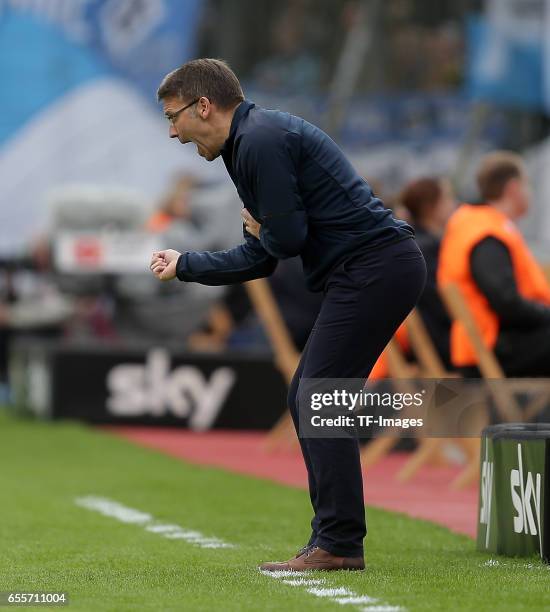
xmin=176 ymin=100 xmax=414 ymax=292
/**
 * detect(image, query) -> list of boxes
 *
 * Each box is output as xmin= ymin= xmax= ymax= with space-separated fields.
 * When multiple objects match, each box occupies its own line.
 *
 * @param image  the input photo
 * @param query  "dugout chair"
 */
xmin=440 ymin=283 xmax=547 ymax=486
xmin=439 ymin=283 xmax=550 ymax=421
xmin=439 ymin=282 xmax=550 ymax=487
xmin=244 ymin=278 xmax=301 ymax=452
xmin=359 ymin=309 xmax=482 ymax=489
xmin=395 ymin=309 xmax=483 ymax=488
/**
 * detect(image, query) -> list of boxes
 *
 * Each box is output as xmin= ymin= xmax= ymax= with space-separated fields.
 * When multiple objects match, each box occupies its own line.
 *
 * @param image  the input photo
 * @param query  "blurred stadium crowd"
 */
xmin=1 ymin=0 xmax=550 ymax=416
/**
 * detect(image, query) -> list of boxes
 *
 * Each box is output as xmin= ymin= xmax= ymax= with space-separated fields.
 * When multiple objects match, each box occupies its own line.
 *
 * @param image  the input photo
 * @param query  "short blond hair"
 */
xmin=476 ymin=151 xmax=525 ymax=202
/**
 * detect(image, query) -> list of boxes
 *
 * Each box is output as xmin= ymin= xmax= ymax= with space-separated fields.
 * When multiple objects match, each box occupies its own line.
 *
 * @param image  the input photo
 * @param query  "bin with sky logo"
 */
xmin=477 ymin=424 xmax=550 ymax=562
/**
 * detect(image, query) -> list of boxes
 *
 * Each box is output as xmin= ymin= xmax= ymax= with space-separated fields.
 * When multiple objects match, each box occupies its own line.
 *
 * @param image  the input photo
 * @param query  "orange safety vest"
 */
xmin=438 ymin=204 xmax=550 ymax=367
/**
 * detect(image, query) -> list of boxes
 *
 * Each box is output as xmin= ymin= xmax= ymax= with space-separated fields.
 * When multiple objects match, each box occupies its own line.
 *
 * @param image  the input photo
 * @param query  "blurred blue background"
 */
xmin=1 ymin=0 xmax=550 ymax=421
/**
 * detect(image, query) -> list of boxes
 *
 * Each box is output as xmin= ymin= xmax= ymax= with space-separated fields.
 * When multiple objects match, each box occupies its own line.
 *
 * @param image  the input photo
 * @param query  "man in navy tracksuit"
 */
xmin=151 ymin=59 xmax=426 ymax=571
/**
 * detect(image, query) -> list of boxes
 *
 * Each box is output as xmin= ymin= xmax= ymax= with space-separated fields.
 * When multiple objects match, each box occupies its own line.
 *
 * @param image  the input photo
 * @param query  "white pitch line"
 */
xmin=282 ymin=578 xmax=325 ymax=587
xmin=145 ymin=524 xmax=182 ymax=534
xmin=260 ymin=565 xmax=405 ymax=611
xmin=334 ymin=595 xmax=378 ymax=605
xmin=75 ymin=496 xmax=235 ymax=550
xmin=360 ymin=607 xmax=404 ymax=612
xmin=76 ymin=496 xmax=152 ymax=524
xmin=307 ymin=587 xmax=355 ymax=598
xmin=259 ymin=569 xmax=301 ymax=578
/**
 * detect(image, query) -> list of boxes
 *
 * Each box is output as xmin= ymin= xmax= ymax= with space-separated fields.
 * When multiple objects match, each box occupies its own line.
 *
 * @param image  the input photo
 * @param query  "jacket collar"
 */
xmin=221 ymin=99 xmax=255 ymax=156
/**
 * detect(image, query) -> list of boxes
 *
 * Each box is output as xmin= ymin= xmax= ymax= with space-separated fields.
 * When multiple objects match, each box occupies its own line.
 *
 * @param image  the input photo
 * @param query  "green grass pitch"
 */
xmin=0 ymin=409 xmax=549 ymax=611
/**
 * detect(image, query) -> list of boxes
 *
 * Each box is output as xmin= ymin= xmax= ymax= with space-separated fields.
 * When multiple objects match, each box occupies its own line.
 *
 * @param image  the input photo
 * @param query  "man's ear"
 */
xmin=197 ymin=96 xmax=212 ymax=119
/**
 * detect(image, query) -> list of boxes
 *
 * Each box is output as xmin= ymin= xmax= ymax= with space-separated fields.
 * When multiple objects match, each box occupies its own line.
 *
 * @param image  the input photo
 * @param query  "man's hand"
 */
xmin=241 ymin=208 xmax=261 ymax=239
xmin=150 ymin=249 xmax=181 ymax=281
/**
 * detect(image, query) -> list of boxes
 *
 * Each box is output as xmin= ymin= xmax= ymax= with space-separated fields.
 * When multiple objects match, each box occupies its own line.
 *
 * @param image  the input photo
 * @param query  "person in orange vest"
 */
xmin=146 ymin=174 xmax=197 ymax=233
xmin=438 ymin=151 xmax=550 ymax=376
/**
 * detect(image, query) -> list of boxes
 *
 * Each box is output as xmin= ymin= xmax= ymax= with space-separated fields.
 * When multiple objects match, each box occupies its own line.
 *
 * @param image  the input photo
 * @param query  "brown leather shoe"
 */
xmin=259 ymin=546 xmax=365 ymax=572
xmin=294 ymin=543 xmax=314 ymax=558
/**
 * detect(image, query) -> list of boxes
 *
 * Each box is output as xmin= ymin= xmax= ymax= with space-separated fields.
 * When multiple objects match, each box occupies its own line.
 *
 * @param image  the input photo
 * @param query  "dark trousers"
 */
xmin=287 ymin=237 xmax=426 ymax=557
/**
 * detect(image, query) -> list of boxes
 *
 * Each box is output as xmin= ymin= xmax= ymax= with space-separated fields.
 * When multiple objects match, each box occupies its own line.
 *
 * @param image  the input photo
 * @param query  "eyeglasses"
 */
xmin=165 ymin=98 xmax=200 ymax=125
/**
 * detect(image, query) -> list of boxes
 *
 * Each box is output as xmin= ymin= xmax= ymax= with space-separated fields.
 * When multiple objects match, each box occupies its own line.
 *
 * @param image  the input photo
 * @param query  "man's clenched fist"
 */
xmin=150 ymin=249 xmax=181 ymax=281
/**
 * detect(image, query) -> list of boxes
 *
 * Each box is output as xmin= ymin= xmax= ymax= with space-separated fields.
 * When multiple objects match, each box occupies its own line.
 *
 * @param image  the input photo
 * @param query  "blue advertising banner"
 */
xmin=465 ymin=0 xmax=550 ymax=113
xmin=465 ymin=15 xmax=545 ymax=111
xmin=0 ymin=0 xmax=226 ymax=257
xmin=0 ymin=0 xmax=203 ymax=143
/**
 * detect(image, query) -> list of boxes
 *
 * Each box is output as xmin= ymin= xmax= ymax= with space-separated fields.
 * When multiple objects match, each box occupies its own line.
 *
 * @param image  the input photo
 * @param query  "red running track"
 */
xmin=106 ymin=427 xmax=479 ymax=538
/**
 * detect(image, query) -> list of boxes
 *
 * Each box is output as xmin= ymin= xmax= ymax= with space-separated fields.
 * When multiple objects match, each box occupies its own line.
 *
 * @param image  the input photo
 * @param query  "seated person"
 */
xmin=146 ymin=174 xmax=196 ymax=232
xmin=438 ymin=151 xmax=550 ymax=376
xmin=187 ymin=284 xmax=253 ymax=352
xmin=116 ymin=174 xmax=226 ymax=345
xmin=188 ymin=257 xmax=323 ymax=353
xmin=400 ymin=177 xmax=455 ymax=370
